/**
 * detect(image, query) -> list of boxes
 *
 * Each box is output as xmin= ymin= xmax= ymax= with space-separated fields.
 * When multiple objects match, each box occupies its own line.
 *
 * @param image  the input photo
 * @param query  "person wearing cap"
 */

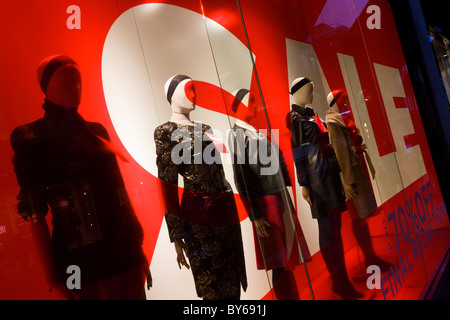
xmin=10 ymin=55 xmax=149 ymax=299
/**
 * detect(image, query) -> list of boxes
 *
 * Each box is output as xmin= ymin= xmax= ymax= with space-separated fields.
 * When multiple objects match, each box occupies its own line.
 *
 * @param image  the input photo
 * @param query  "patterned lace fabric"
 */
xmin=154 ymin=121 xmax=247 ymax=299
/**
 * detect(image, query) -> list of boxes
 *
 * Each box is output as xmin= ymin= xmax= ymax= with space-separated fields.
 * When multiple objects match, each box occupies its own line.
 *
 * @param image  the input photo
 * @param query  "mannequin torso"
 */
xmin=289 ymin=77 xmax=345 ymax=218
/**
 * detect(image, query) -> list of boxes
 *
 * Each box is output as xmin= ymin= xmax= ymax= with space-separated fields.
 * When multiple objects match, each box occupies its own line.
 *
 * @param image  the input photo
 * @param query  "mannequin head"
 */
xmin=327 ymin=89 xmax=349 ymax=110
xmin=37 ymin=55 xmax=81 ymax=109
xmin=231 ymin=88 xmax=256 ymax=123
xmin=290 ymin=77 xmax=314 ymax=107
xmin=164 ymin=74 xmax=196 ymax=115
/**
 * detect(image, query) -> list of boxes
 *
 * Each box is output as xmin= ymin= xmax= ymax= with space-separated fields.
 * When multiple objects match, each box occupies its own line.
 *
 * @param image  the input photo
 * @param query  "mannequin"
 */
xmin=288 ymin=77 xmax=363 ymax=299
xmin=10 ymin=55 xmax=149 ymax=299
xmin=325 ymin=90 xmax=391 ymax=271
xmin=154 ymin=75 xmax=247 ymax=300
xmin=325 ymin=90 xmax=377 ymax=218
xmin=229 ymin=89 xmax=311 ymax=299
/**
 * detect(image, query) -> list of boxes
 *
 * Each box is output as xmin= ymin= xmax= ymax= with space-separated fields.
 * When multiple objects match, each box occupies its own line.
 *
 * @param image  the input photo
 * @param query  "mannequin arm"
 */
xmin=343 ymin=183 xmax=358 ymax=198
xmin=146 ymin=269 xmax=153 ymax=290
xmin=254 ymin=217 xmax=271 ymax=238
xmin=174 ymin=240 xmax=190 ymax=270
xmin=328 ymin=123 xmax=357 ymax=187
xmin=302 ymin=186 xmax=312 ymax=206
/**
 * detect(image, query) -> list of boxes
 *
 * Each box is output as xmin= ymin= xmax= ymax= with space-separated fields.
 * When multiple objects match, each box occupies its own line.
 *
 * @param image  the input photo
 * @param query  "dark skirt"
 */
xmin=252 ymin=193 xmax=310 ymax=271
xmin=302 ymin=145 xmax=346 ymax=219
xmin=184 ymin=222 xmax=246 ymax=299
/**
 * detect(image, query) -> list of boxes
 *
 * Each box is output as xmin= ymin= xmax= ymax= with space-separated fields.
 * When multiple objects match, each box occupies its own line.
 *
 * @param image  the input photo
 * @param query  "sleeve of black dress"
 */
xmin=154 ymin=125 xmax=184 ymax=242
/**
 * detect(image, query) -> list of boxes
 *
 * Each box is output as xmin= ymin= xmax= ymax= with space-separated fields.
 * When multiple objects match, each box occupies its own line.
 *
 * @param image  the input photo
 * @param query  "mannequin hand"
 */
xmin=254 ymin=217 xmax=271 ymax=238
xmin=345 ymin=183 xmax=358 ymax=198
xmin=174 ymin=240 xmax=190 ymax=270
xmin=146 ymin=269 xmax=153 ymax=290
xmin=302 ymin=186 xmax=312 ymax=206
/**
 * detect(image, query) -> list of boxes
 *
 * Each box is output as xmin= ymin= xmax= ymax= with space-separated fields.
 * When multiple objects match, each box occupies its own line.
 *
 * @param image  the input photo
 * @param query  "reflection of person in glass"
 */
xmin=154 ymin=75 xmax=247 ymax=300
xmin=228 ymin=89 xmax=311 ymax=300
xmin=10 ymin=55 xmax=149 ymax=299
xmin=287 ymin=77 xmax=363 ymax=299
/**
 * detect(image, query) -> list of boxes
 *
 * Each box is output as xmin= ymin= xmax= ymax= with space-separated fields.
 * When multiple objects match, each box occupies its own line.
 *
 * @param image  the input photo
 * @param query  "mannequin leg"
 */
xmin=318 ymin=213 xmax=363 ymax=300
xmin=352 ymin=218 xmax=391 ymax=272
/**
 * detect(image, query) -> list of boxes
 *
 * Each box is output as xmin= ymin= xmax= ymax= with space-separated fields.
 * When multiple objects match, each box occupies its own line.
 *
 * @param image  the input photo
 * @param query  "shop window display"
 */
xmin=0 ymin=0 xmax=448 ymax=300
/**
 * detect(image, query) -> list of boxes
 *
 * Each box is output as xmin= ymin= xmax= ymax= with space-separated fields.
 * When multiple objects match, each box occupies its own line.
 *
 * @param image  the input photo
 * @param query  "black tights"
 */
xmin=317 ymin=212 xmax=352 ymax=291
xmin=317 ymin=211 xmax=379 ymax=299
xmin=318 ymin=213 xmax=379 ymax=267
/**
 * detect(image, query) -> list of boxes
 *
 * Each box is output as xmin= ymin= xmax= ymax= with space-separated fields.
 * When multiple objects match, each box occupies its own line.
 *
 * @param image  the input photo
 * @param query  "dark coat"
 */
xmin=10 ymin=101 xmax=146 ymax=284
xmin=289 ymin=104 xmax=346 ymax=219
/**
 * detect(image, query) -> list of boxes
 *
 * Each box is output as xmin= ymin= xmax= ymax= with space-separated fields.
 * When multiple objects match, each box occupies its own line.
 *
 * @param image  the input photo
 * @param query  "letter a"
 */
xmin=66 ymin=5 xmax=81 ymax=30
xmin=366 ymin=265 xmax=381 ymax=289
xmin=366 ymin=5 xmax=381 ymax=30
xmin=66 ymin=265 xmax=81 ymax=289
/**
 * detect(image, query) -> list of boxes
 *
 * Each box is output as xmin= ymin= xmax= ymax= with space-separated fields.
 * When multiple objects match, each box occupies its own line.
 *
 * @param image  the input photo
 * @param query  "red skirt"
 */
xmin=251 ymin=192 xmax=310 ymax=271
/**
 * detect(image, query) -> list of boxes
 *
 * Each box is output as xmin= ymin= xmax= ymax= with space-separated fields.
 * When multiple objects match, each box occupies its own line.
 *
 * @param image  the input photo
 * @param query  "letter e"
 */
xmin=367 ymin=265 xmax=381 ymax=289
xmin=366 ymin=5 xmax=381 ymax=30
xmin=66 ymin=5 xmax=81 ymax=30
xmin=66 ymin=265 xmax=81 ymax=289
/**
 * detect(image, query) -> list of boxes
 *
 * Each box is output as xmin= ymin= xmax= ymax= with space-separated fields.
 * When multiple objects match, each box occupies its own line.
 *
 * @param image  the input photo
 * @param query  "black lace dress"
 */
xmin=154 ymin=121 xmax=247 ymax=299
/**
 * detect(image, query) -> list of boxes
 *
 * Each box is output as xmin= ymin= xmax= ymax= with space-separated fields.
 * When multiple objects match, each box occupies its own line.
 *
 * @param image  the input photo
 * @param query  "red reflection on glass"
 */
xmin=184 ymin=80 xmax=197 ymax=106
xmin=186 ymin=80 xmax=242 ymax=117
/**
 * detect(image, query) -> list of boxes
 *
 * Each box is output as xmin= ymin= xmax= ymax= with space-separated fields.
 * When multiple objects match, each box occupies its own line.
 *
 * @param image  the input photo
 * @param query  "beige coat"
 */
xmin=325 ymin=107 xmax=377 ymax=218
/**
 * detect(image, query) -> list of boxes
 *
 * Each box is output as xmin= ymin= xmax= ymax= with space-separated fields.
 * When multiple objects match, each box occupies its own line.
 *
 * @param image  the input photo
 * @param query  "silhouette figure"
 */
xmin=10 ymin=55 xmax=149 ymax=299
